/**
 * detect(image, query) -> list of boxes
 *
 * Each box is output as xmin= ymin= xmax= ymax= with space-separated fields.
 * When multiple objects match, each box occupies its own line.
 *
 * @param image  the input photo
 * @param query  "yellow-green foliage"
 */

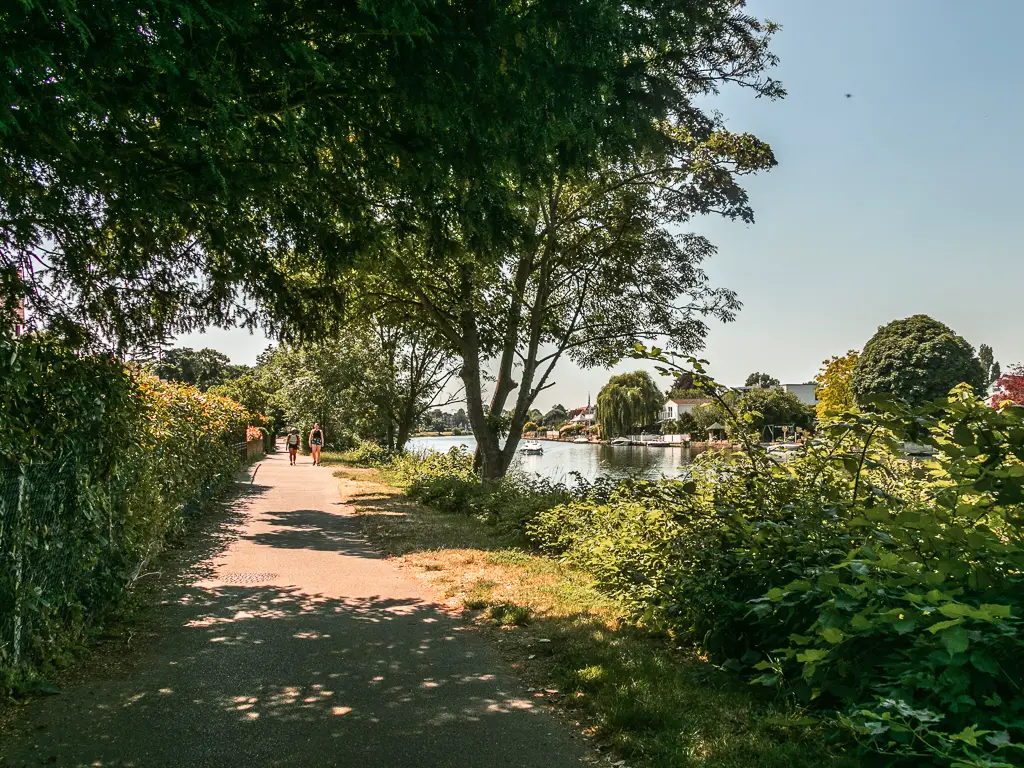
xmin=531 ymin=388 xmax=1024 ymax=767
xmin=815 ymin=350 xmax=859 ymax=420
xmin=0 ymin=332 xmax=257 ymax=691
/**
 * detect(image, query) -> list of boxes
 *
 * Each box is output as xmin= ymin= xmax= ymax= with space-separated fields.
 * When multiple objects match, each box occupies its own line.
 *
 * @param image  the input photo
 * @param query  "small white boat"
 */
xmin=572 ymin=436 xmax=590 ymax=444
xmin=519 ymin=440 xmax=544 ymax=455
xmin=610 ymin=437 xmax=632 ymax=446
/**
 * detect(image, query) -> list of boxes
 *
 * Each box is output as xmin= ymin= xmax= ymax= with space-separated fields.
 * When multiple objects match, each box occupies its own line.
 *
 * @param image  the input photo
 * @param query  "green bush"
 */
xmin=381 ymin=450 xmax=574 ymax=534
xmin=383 ymin=448 xmax=481 ymax=514
xmin=0 ymin=331 xmax=255 ymax=692
xmin=337 ymin=440 xmax=391 ymax=466
xmin=530 ymin=388 xmax=1024 ymax=767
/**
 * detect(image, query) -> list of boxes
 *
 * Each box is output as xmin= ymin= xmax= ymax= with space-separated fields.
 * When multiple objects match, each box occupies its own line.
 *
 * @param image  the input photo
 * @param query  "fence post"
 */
xmin=12 ymin=471 xmax=25 ymax=672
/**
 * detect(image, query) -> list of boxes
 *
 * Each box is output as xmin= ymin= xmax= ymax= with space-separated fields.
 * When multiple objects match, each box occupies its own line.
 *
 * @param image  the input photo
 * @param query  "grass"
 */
xmin=334 ymin=467 xmax=861 ymax=768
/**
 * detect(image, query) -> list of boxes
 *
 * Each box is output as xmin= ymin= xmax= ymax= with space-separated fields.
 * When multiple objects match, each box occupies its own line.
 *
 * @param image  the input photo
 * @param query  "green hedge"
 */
xmin=530 ymin=389 xmax=1024 ymax=767
xmin=0 ymin=332 xmax=256 ymax=691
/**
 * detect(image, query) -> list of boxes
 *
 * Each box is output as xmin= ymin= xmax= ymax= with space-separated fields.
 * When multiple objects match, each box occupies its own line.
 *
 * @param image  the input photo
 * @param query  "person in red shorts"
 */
xmin=286 ymin=428 xmax=300 ymax=465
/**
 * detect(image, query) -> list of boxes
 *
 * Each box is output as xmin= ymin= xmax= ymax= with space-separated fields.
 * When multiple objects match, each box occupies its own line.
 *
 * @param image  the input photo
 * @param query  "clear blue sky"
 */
xmin=180 ymin=0 xmax=1024 ymax=410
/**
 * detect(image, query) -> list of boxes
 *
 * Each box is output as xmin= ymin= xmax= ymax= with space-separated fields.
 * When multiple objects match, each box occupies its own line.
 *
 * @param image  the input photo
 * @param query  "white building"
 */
xmin=659 ymin=398 xmax=713 ymax=421
xmin=567 ymin=405 xmax=597 ymax=425
xmin=781 ymin=383 xmax=817 ymax=406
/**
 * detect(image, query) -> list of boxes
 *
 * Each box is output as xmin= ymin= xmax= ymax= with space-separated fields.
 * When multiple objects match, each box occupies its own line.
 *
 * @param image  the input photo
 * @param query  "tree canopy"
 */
xmin=3 ymin=0 xmax=782 ymax=354
xmin=734 ymin=387 xmax=814 ymax=440
xmin=597 ymin=371 xmax=664 ymax=438
xmin=745 ymin=372 xmax=780 ymax=388
xmin=815 ymin=351 xmax=859 ymax=420
xmin=852 ymin=315 xmax=984 ymax=406
xmin=979 ymin=344 xmax=1001 ymax=387
xmin=149 ymin=347 xmax=245 ymax=391
xmin=991 ymin=365 xmax=1024 ymax=408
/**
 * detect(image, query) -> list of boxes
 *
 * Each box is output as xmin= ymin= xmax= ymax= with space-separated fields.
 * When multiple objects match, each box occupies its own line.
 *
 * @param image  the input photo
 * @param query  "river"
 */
xmin=406 ymin=435 xmax=694 ymax=485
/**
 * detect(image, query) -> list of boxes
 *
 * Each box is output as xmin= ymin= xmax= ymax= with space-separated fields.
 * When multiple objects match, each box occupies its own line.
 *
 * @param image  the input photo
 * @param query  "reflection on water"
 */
xmin=406 ymin=436 xmax=692 ymax=484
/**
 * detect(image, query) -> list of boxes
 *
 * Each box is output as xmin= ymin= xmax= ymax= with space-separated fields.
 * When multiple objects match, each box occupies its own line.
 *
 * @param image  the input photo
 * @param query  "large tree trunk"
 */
xmin=460 ymin=355 xmax=508 ymax=485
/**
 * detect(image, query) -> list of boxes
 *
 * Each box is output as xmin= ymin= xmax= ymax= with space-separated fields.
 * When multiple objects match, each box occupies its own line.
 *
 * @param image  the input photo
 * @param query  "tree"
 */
xmin=991 ymin=365 xmax=1024 ymax=407
xmin=852 ymin=315 xmax=984 ymax=406
xmin=543 ymin=405 xmax=569 ymax=428
xmin=597 ymin=372 xmax=664 ymax=438
xmin=248 ymin=319 xmax=457 ymax=451
xmin=366 ymin=319 xmax=461 ymax=451
xmin=735 ymin=387 xmax=815 ymax=441
xmin=815 ymin=351 xmax=859 ymax=420
xmin=979 ymin=344 xmax=1001 ymax=387
xmin=666 ymin=371 xmax=713 ymax=400
xmin=4 ymin=0 xmax=783 ymax=359
xmin=149 ymin=348 xmax=245 ymax=391
xmin=693 ymin=401 xmax=730 ymax=436
xmin=355 ymin=126 xmax=776 ymax=480
xmin=286 ymin=3 xmax=781 ymax=483
xmin=745 ymin=372 xmax=780 ymax=388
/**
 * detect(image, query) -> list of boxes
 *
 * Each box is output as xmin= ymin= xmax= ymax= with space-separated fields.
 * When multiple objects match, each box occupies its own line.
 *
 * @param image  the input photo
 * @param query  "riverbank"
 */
xmin=332 ymin=464 xmax=858 ymax=768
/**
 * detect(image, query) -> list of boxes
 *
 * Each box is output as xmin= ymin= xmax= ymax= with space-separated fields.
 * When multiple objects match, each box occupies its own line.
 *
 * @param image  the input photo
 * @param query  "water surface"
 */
xmin=407 ymin=435 xmax=693 ymax=484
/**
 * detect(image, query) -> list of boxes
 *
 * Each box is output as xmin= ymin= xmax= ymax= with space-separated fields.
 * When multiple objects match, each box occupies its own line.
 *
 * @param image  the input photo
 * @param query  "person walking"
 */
xmin=286 ymin=428 xmax=300 ymax=465
xmin=309 ymin=423 xmax=325 ymax=466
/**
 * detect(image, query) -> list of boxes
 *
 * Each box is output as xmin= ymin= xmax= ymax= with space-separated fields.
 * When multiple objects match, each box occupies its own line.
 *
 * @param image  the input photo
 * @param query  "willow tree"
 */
xmin=597 ymin=372 xmax=665 ymax=438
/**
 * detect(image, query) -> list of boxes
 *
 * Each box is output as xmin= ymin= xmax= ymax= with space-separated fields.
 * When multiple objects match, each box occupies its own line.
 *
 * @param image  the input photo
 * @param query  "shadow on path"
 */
xmin=0 ymin=462 xmax=586 ymax=768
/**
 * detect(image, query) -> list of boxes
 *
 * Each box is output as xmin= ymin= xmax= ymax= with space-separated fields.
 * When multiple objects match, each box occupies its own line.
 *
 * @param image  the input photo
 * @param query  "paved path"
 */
xmin=1 ymin=450 xmax=588 ymax=767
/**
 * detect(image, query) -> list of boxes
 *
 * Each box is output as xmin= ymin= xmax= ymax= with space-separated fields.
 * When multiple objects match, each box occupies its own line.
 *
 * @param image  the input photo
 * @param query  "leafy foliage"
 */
xmin=335 ymin=440 xmax=391 ymax=467
xmin=4 ymin=0 xmax=783 ymax=356
xmin=745 ymin=372 xmax=781 ymax=388
xmin=991 ymin=365 xmax=1024 ymax=408
xmin=0 ymin=331 xmax=255 ymax=691
xmin=816 ymin=351 xmax=859 ymax=421
xmin=148 ymin=347 xmax=246 ymax=391
xmin=853 ymin=315 xmax=984 ymax=406
xmin=979 ymin=344 xmax=1001 ymax=387
xmin=543 ymin=405 xmax=569 ymax=428
xmin=597 ymin=372 xmax=665 ymax=438
xmin=530 ymin=389 xmax=1024 ymax=766
xmin=237 ymin=323 xmax=455 ymax=451
xmin=735 ymin=387 xmax=815 ymax=440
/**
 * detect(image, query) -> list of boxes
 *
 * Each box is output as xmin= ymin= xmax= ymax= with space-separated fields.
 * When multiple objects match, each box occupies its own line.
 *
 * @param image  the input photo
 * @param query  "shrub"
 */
xmin=0 ymin=331 xmax=254 ymax=692
xmin=381 ymin=450 xmax=574 ymax=535
xmin=383 ymin=448 xmax=481 ymax=515
xmin=530 ymin=388 xmax=1024 ymax=766
xmin=522 ymin=421 xmax=539 ymax=434
xmin=338 ymin=440 xmax=391 ymax=466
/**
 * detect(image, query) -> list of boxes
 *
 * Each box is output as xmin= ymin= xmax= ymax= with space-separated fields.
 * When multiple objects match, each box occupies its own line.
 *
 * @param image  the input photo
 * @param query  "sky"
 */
xmin=178 ymin=0 xmax=1024 ymax=412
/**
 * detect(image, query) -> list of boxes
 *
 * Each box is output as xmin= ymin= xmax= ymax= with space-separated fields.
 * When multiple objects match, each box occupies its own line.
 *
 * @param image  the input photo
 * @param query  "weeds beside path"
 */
xmin=332 ymin=466 xmax=860 ymax=768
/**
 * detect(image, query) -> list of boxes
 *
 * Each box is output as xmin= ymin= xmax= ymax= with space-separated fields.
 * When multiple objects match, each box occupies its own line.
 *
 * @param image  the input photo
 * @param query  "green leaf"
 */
xmin=951 ymin=725 xmax=988 ymax=747
xmin=796 ymin=649 xmax=829 ymax=663
xmin=940 ymin=625 xmax=970 ymax=655
xmin=979 ymin=603 xmax=1011 ymax=619
xmin=926 ymin=618 xmax=963 ymax=633
xmin=820 ymin=627 xmax=845 ymax=644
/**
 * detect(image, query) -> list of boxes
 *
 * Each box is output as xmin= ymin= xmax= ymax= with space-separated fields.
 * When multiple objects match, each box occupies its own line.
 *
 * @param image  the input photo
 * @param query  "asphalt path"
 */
xmin=1 ymin=449 xmax=588 ymax=767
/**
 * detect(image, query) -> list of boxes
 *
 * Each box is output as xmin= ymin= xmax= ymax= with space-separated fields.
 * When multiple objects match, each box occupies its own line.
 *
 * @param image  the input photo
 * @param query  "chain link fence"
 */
xmin=0 ymin=459 xmax=83 ymax=678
